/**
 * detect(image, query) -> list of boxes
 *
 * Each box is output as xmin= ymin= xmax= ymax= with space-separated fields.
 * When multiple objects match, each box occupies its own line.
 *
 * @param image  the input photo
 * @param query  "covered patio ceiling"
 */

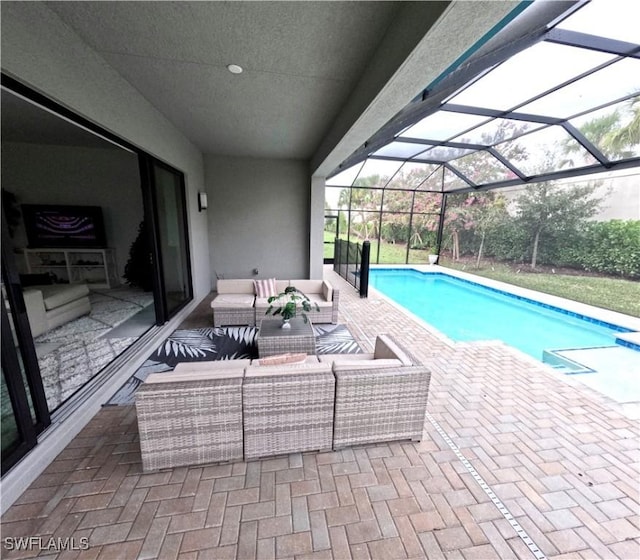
xmin=328 ymin=0 xmax=640 ymax=195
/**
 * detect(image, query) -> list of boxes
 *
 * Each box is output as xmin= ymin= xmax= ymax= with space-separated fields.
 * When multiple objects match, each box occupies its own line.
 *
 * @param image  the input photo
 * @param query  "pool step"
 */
xmin=549 ymin=363 xmax=577 ymax=373
xmin=542 ymin=350 xmax=594 ymax=375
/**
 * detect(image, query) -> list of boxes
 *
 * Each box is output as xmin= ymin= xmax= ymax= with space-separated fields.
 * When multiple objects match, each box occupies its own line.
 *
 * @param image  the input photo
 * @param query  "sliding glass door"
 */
xmin=1 ymin=306 xmax=40 ymax=474
xmin=141 ymin=158 xmax=193 ymax=322
xmin=2 ymin=222 xmax=50 ymax=473
xmin=0 ymin=76 xmax=194 ymax=476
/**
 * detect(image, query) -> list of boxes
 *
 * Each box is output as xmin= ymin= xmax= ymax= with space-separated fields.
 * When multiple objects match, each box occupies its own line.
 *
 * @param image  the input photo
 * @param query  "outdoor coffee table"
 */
xmin=256 ymin=317 xmax=316 ymax=357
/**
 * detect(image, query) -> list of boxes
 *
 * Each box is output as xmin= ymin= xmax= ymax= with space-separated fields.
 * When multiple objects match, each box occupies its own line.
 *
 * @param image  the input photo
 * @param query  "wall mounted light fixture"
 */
xmin=198 ymin=192 xmax=208 ymax=212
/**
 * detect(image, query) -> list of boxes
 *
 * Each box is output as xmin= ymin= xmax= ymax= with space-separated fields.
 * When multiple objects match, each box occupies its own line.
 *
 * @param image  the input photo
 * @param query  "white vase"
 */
xmin=428 ymin=254 xmax=438 ymax=265
xmin=281 ymin=319 xmax=292 ymax=329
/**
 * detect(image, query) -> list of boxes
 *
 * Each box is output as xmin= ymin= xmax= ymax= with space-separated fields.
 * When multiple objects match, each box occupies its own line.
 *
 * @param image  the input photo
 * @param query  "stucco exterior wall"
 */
xmin=205 ymin=155 xmax=310 ymax=285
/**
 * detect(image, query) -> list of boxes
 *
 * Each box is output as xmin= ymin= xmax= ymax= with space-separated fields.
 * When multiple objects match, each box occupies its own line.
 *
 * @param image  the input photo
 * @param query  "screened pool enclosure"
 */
xmin=325 ymin=0 xmax=639 ymax=267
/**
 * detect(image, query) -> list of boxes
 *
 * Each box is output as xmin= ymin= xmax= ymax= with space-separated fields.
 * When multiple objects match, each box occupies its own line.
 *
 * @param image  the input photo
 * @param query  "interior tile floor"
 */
xmin=1 ymin=268 xmax=638 ymax=559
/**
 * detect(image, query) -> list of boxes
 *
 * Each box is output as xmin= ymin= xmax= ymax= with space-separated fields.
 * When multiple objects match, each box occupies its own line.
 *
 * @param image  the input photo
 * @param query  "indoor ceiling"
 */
xmin=44 ymin=0 xmax=407 ymax=160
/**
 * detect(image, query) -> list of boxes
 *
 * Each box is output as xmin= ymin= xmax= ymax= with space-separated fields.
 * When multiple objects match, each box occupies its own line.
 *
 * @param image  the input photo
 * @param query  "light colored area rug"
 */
xmin=35 ymin=287 xmax=154 ymax=411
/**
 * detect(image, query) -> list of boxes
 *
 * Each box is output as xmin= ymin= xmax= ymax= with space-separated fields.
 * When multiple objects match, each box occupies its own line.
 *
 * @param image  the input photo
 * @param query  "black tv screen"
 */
xmin=22 ymin=204 xmax=107 ymax=249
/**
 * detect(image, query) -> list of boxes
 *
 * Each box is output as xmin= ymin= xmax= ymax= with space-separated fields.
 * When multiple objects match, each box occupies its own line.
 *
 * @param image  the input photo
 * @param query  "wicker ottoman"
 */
xmin=135 ymin=364 xmax=246 ymax=471
xmin=211 ymin=293 xmax=256 ymax=327
xmin=243 ymin=359 xmax=335 ymax=460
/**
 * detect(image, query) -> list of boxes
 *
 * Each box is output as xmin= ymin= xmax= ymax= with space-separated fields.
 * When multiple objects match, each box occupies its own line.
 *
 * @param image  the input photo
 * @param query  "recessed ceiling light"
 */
xmin=226 ymin=64 xmax=243 ymax=74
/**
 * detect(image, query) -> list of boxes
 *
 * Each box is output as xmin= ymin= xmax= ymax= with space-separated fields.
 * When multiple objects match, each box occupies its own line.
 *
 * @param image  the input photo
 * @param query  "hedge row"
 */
xmin=565 ymin=220 xmax=640 ymax=278
xmin=447 ymin=219 xmax=640 ymax=278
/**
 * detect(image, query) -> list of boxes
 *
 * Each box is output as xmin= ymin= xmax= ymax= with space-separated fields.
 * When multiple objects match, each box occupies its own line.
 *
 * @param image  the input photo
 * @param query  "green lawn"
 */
xmin=442 ymin=259 xmax=640 ymax=318
xmin=323 ymin=232 xmax=432 ymax=263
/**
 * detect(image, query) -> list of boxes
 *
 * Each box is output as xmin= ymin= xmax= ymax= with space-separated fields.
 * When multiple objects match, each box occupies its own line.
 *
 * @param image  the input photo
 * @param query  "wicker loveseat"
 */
xmin=211 ymin=278 xmax=339 ymax=327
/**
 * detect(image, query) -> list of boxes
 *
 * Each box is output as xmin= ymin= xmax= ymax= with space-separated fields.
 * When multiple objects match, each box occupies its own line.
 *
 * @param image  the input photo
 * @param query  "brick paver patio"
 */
xmin=2 ymin=268 xmax=638 ymax=559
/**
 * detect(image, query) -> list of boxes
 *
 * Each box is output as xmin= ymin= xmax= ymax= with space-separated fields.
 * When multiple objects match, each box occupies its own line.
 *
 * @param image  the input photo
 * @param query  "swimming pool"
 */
xmin=369 ymin=268 xmax=631 ymax=361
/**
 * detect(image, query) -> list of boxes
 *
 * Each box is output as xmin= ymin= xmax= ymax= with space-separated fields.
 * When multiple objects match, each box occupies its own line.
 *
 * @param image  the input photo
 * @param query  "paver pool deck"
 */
xmin=1 ymin=267 xmax=638 ymax=559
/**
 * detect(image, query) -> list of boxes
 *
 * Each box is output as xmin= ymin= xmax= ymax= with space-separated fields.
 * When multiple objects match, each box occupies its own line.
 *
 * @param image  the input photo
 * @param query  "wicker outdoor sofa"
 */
xmin=211 ymin=278 xmax=339 ymax=327
xmin=135 ymin=335 xmax=430 ymax=470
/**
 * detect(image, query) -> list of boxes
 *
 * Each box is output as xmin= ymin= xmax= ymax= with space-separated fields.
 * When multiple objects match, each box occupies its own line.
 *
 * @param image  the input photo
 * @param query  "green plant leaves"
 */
xmin=264 ymin=286 xmax=319 ymax=321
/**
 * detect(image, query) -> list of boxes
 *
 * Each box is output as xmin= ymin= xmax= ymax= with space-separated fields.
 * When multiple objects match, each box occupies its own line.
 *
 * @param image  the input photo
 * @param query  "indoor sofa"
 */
xmin=211 ymin=278 xmax=339 ymax=327
xmin=23 ymin=283 xmax=91 ymax=338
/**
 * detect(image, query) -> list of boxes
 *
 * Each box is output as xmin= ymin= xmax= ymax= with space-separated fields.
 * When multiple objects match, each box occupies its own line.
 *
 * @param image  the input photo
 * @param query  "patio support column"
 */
xmin=310 ymin=176 xmax=325 ymax=279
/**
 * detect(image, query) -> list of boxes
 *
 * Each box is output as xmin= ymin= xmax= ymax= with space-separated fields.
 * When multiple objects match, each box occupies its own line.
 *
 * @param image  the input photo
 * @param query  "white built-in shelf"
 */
xmin=23 ymin=248 xmax=119 ymax=289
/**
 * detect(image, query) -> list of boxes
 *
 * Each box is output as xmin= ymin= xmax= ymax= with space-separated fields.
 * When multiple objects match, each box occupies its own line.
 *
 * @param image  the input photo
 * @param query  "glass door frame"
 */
xmin=1 ymin=218 xmax=51 ymax=473
xmin=2 ymin=307 xmax=39 ymax=473
xmin=139 ymin=156 xmax=193 ymax=324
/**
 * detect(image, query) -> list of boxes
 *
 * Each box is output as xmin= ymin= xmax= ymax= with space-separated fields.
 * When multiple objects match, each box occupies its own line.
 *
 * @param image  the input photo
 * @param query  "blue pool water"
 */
xmin=369 ymin=269 xmax=628 ymax=361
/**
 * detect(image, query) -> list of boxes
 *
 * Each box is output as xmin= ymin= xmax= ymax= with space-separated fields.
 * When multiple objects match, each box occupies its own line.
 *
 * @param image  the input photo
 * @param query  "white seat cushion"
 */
xmin=318 ymin=353 xmax=374 ymax=363
xmin=245 ymin=357 xmax=327 ymax=377
xmin=145 ymin=368 xmax=245 ymax=383
xmin=173 ymin=359 xmax=251 ymax=373
xmin=211 ymin=294 xmax=255 ymax=308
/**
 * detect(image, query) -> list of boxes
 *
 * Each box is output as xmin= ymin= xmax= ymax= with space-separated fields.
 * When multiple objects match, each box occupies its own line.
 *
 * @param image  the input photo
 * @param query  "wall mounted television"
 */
xmin=22 ymin=204 xmax=107 ymax=249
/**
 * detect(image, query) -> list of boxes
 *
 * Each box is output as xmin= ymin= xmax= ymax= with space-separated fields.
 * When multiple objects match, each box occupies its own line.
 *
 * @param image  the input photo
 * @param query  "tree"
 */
xmin=440 ymin=121 xmax=531 ymax=261
xmin=339 ymin=177 xmax=383 ymax=241
xmin=464 ymin=192 xmax=508 ymax=267
xmin=410 ymin=191 xmax=441 ymax=250
xmin=124 ymin=221 xmax=154 ymax=291
xmin=440 ymin=191 xmax=507 ymax=261
xmin=603 ymin=97 xmax=640 ymax=155
xmin=564 ymin=97 xmax=640 ymax=162
xmin=514 ymin=182 xmax=601 ymax=269
xmin=454 ymin=120 xmax=530 ymax=186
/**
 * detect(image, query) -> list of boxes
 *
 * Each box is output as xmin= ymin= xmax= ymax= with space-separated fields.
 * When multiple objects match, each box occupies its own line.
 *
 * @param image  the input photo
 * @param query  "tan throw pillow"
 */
xmin=254 ymin=278 xmax=277 ymax=298
xmin=258 ymin=353 xmax=307 ymax=366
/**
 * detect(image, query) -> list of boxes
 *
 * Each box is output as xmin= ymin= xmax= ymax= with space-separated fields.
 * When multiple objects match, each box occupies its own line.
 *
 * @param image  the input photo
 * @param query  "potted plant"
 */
xmin=265 ymin=286 xmax=319 ymax=328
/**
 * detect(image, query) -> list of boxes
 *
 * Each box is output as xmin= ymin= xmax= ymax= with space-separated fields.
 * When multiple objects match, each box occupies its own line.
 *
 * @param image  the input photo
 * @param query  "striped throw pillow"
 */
xmin=254 ymin=278 xmax=277 ymax=298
